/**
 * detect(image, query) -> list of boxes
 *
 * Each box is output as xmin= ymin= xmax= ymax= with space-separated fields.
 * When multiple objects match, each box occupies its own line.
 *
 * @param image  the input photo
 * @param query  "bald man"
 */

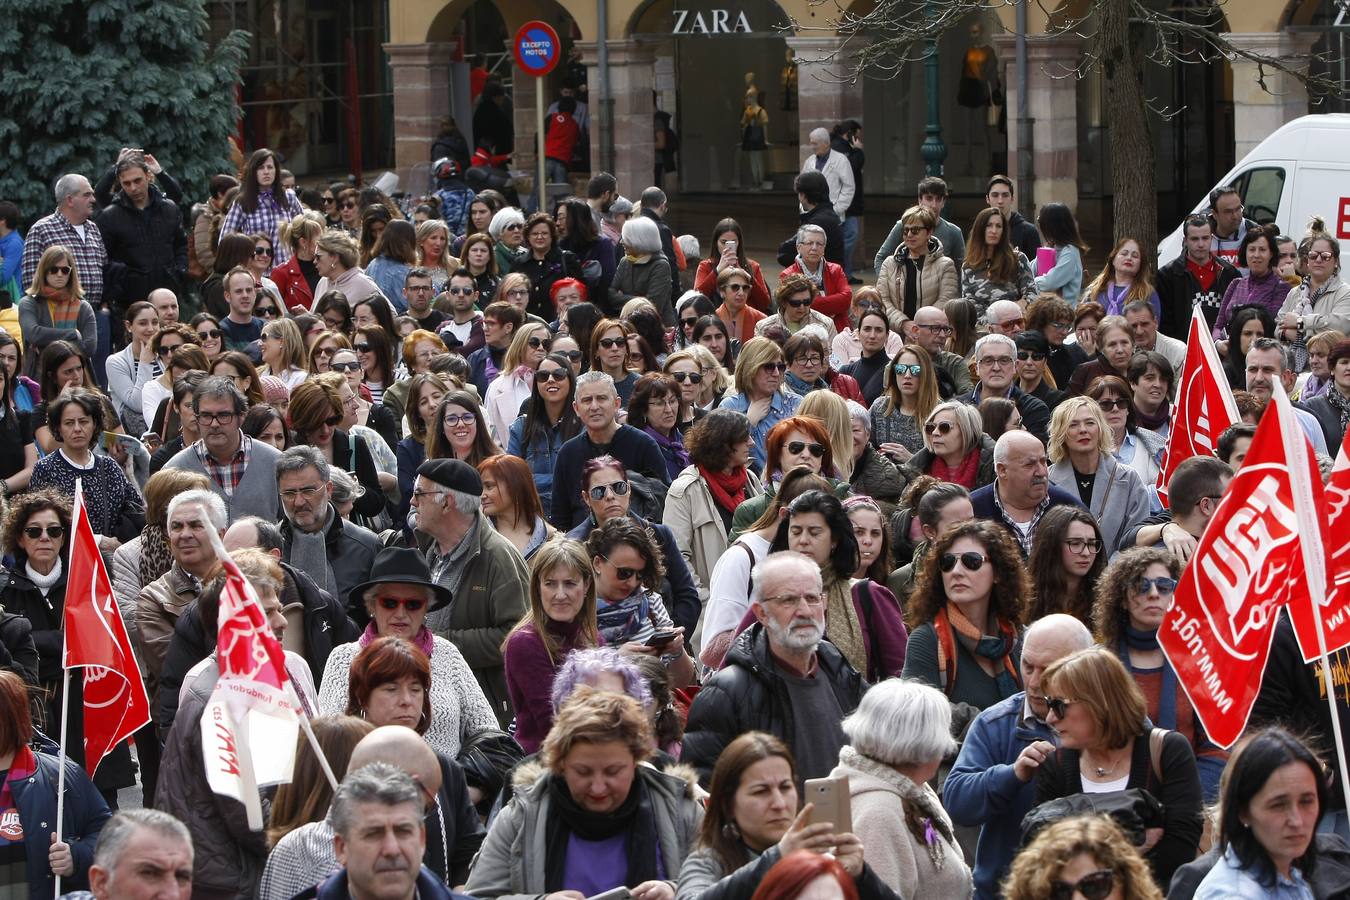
xmin=906 ymin=305 xmax=973 ymax=396
xmin=258 ymin=725 xmax=484 ymax=900
xmin=970 ymin=430 xmax=1084 ymax=557
xmin=944 ymin=615 xmax=1094 ymax=900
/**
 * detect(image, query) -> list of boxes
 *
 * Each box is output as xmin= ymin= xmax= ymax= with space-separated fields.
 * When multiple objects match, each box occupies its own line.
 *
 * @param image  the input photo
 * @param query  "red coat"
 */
xmin=270 ymin=255 xmax=314 ymax=312
xmin=780 ymin=261 xmax=851 ymax=331
xmin=826 ymin=369 xmax=864 ymax=403
xmin=694 ymin=258 xmax=771 ymax=312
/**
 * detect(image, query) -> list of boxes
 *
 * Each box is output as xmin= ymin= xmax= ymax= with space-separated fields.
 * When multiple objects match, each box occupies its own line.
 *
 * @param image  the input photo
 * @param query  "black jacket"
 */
xmin=278 ymin=505 xmax=380 ymax=624
xmin=0 ymin=610 xmax=38 ymax=685
xmin=1155 ymin=254 xmax=1241 ymax=338
xmin=683 ymin=623 xmax=866 ymax=783
xmin=1299 ymin=394 xmax=1345 ymax=452
xmin=962 ymin=384 xmax=1052 ymax=444
xmin=778 ymin=204 xmax=846 ymax=268
xmin=639 ymin=207 xmax=683 ymax=301
xmin=831 ymin=135 xmax=865 ymax=216
xmin=514 ymin=247 xmax=582 ymax=321
xmin=1007 ymin=210 xmax=1041 ymax=262
xmin=155 ymin=562 xmax=357 ymax=736
xmin=95 ymin=186 xmax=188 ymax=309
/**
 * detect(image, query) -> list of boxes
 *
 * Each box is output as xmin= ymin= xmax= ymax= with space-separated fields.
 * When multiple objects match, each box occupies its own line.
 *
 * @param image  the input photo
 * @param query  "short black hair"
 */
xmin=49 ymin=387 xmax=106 ymax=445
xmin=1166 ymin=455 xmax=1231 ymax=516
xmin=1208 ymin=184 xmax=1241 ymax=208
xmin=586 ymin=172 xmax=617 ymax=199
xmin=986 ymin=175 xmax=1014 ymax=196
xmin=1126 ymin=350 xmax=1174 ymax=390
xmin=917 ymin=176 xmax=948 ymax=198
xmin=0 ymin=201 xmax=19 ymax=231
xmin=794 ymin=171 xmax=830 ymax=207
xmin=1216 ymin=423 xmax=1257 ymax=465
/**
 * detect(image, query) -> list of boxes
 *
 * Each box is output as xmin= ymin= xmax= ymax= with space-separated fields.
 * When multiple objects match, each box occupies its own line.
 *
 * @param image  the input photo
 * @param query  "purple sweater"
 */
xmin=503 ymin=619 xmax=588 ymax=754
xmin=1213 ymin=270 xmax=1292 ymax=338
xmin=563 ymin=833 xmax=666 ymax=895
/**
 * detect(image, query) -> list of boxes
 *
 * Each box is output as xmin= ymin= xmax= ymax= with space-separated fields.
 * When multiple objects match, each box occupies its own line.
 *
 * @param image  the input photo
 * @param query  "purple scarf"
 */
xmin=359 ymin=622 xmax=436 ymax=659
xmin=644 ymin=425 xmax=690 ymax=480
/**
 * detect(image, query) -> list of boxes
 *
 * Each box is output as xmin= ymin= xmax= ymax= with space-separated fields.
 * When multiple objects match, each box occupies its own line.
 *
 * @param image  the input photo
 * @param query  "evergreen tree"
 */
xmin=0 ymin=0 xmax=248 ymax=224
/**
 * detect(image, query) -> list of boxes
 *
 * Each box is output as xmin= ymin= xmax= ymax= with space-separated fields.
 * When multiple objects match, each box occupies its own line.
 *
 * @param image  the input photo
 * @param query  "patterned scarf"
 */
xmin=1329 ymin=387 xmax=1350 ymax=433
xmin=358 ymin=621 xmax=436 ymax=659
xmin=944 ymin=603 xmax=1021 ymax=698
xmin=138 ymin=524 xmax=174 ymax=588
xmin=596 ymin=585 xmax=651 ymax=646
xmin=39 ymin=285 xmax=79 ymax=330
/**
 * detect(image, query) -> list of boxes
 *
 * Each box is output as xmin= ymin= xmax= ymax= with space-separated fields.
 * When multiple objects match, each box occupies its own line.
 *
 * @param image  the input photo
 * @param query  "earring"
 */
xmin=722 ymin=821 xmax=741 ymax=840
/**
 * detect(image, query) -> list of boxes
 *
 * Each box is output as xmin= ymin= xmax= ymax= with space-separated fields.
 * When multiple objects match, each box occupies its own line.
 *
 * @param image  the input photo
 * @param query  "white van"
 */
xmin=1156 ymin=114 xmax=1350 ymax=269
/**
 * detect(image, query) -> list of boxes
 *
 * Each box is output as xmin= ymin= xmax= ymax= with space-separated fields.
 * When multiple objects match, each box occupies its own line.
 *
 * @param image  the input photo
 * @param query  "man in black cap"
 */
xmin=1013 ymin=330 xmax=1066 ymax=413
xmin=411 ymin=457 xmax=528 ymax=729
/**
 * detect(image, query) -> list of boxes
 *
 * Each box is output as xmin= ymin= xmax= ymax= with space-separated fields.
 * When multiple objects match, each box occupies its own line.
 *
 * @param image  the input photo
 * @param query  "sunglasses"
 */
xmin=894 ymin=363 xmax=923 ymax=376
xmin=157 ymin=345 xmax=179 ymax=357
xmin=331 ymin=361 xmax=362 ymax=373
xmin=377 ymin=596 xmax=427 ymax=612
xmin=447 ymin=287 xmax=476 ymax=296
xmin=526 ymin=337 xmax=553 ymax=351
xmin=197 ymin=329 xmax=222 ymax=341
xmin=1309 ymin=251 xmax=1335 ymax=262
xmin=939 ymin=551 xmax=988 ymax=573
xmin=588 ymin=480 xmax=630 ymax=500
xmin=257 ymin=307 xmax=280 ymax=317
xmin=48 ymin=266 xmax=72 ymax=275
xmin=598 ymin=337 xmax=626 ymax=350
xmin=786 ymin=440 xmax=826 ymax=458
xmin=1134 ymin=575 xmax=1178 ymax=596
xmin=23 ymin=525 xmax=65 ymax=540
xmin=1016 ymin=350 xmax=1046 ymax=361
xmin=725 ymin=283 xmax=751 ymax=293
xmin=924 ymin=420 xmax=954 ymax=436
xmin=559 ymin=349 xmax=584 ymax=362
xmin=253 ymin=247 xmax=273 ymax=257
xmin=901 ymin=226 xmax=926 ymax=235
xmin=1096 ymin=398 xmax=1128 ymax=411
xmin=598 ymin=553 xmax=640 ymax=581
xmin=341 ymin=201 xmax=357 ymax=209
xmin=1050 ymin=870 xmax=1115 ymax=900
xmin=784 ymin=297 xmax=813 ymax=308
xmin=760 ymin=362 xmax=786 ymax=374
xmin=353 ymin=343 xmax=372 ymax=353
xmin=535 ymin=369 xmax=569 ymax=383
xmin=670 ymin=371 xmax=703 ymax=385
xmin=322 ymin=415 xmax=341 ymax=427
xmin=680 ymin=317 xmax=699 ymax=327
xmin=1042 ymin=696 xmax=1080 ymax=720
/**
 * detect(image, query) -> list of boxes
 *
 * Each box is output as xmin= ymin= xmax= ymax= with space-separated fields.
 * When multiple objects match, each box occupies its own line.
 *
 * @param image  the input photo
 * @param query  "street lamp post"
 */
xmin=920 ymin=2 xmax=947 ymax=177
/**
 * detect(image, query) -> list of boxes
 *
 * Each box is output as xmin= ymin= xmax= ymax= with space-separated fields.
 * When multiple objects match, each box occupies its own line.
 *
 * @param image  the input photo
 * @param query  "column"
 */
xmin=992 ymin=33 xmax=1082 ymax=210
xmin=577 ymin=40 xmax=657 ymax=197
xmin=784 ymin=36 xmax=857 ymax=160
xmin=383 ymin=42 xmax=456 ymax=188
xmin=1226 ymin=32 xmax=1320 ymax=160
xmin=512 ymin=70 xmax=540 ymax=178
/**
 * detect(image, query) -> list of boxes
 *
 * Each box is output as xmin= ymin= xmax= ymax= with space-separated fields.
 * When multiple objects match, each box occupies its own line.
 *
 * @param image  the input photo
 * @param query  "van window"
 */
xmin=1233 ymin=168 xmax=1286 ymax=225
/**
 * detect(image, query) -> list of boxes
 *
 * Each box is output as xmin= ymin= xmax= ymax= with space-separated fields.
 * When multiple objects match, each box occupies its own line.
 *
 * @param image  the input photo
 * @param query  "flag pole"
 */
xmin=290 ymin=683 xmax=339 ymax=790
xmin=53 ymin=479 xmax=86 ymax=899
xmin=1276 ymin=383 xmax=1350 ymax=812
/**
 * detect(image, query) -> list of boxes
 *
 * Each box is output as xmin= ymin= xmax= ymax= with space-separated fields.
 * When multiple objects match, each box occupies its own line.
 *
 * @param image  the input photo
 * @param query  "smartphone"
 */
xmin=726 ymin=240 xmax=737 ymax=253
xmin=587 ymin=889 xmax=631 ymax=900
xmin=645 ymin=630 xmax=679 ymax=648
xmin=804 ymin=775 xmax=852 ymax=834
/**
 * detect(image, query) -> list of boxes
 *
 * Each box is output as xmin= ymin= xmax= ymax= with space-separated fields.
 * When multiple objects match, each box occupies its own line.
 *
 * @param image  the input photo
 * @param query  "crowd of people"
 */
xmin=0 ymin=134 xmax=1346 ymax=900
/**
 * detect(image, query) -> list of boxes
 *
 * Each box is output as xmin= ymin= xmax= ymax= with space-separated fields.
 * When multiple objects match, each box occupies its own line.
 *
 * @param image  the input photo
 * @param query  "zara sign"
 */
xmin=672 ymin=8 xmax=754 ymax=33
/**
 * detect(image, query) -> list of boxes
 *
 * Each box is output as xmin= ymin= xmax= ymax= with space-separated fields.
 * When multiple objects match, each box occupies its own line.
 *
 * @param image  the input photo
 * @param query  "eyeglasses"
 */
xmin=323 ymin=317 xmax=347 ymax=329
xmin=279 ymin=484 xmax=324 ymax=501
xmin=447 ymin=287 xmax=476 ymax=296
xmin=786 ymin=440 xmax=826 ymax=458
xmin=979 ymin=356 xmax=1015 ymax=368
xmin=526 ymin=337 xmax=553 ymax=350
xmin=762 ymin=593 xmax=826 ymax=609
xmin=760 ymin=361 xmax=786 ymax=374
xmin=23 ymin=525 xmax=65 ymax=540
xmin=598 ymin=337 xmax=625 ymax=350
xmin=598 ymin=553 xmax=641 ymax=581
xmin=506 ymin=288 xmax=530 ymax=299
xmin=1309 ymin=251 xmax=1336 ymax=262
xmin=1096 ymin=398 xmax=1128 ymax=411
xmin=505 ymin=223 xmax=524 ymax=231
xmin=924 ymin=420 xmax=954 ymax=436
xmin=315 ymin=347 xmax=336 ymax=358
xmin=939 ymin=551 xmax=988 ymax=573
xmin=1049 ymin=321 xmax=1071 ymax=331
xmin=901 ymin=226 xmax=926 ymax=235
xmin=377 ymin=596 xmax=427 ymax=612
xmin=443 ymin=413 xmax=476 ymax=427
xmin=1002 ymin=318 xmax=1027 ymax=330
xmin=1050 ymin=869 xmax=1115 ymax=900
xmin=915 ymin=323 xmax=953 ymax=335
xmin=535 ymin=369 xmax=569 ymax=383
xmin=48 ymin=266 xmax=72 ymax=275
xmin=331 ymin=361 xmax=362 ymax=373
xmin=197 ymin=329 xmax=222 ymax=341
xmin=1064 ymin=537 xmax=1102 ymax=555
xmin=1041 ymin=696 xmax=1080 ymax=720
xmin=894 ymin=363 xmax=923 ymax=376
xmin=353 ymin=343 xmax=372 ymax=353
xmin=1016 ymin=351 xmax=1046 ymax=361
xmin=725 ymin=283 xmax=751 ymax=293
xmin=322 ymin=196 xmax=335 ymax=205
xmin=680 ymin=317 xmax=699 ymax=327
xmin=406 ymin=285 xmax=433 ymax=293
xmin=784 ymin=297 xmax=813 ymax=308
xmin=411 ymin=489 xmax=445 ymax=501
xmin=588 ymin=480 xmax=630 ymax=501
xmin=1133 ymin=575 xmax=1178 ymax=596
xmin=253 ymin=247 xmax=273 ymax=258
xmin=197 ymin=411 xmax=237 ymax=425
xmin=793 ymin=354 xmax=823 ymax=367
xmin=670 ymin=371 xmax=703 ymax=384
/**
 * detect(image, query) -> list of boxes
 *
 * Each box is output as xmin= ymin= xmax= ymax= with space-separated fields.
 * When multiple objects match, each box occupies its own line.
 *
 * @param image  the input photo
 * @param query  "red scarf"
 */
xmin=930 ymin=448 xmax=980 ymax=488
xmin=700 ymin=464 xmax=748 ymax=513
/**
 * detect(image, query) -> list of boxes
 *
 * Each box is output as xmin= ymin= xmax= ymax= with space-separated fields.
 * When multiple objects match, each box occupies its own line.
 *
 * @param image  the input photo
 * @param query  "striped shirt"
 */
xmin=219 ymin=189 xmax=304 ymax=265
xmin=20 ymin=211 xmax=106 ymax=307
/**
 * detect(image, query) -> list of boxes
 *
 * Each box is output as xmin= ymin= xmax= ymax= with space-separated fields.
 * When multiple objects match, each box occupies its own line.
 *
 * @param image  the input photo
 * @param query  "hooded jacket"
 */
xmin=876 ymin=237 xmax=959 ymax=331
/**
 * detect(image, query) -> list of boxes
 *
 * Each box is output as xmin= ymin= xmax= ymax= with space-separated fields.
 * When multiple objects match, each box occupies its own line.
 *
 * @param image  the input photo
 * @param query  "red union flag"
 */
xmin=1159 ymin=384 xmax=1312 ymax=748
xmin=1288 ymin=425 xmax=1350 ymax=660
xmin=63 ymin=482 xmax=151 ymax=775
xmin=200 ymin=552 xmax=298 ymax=829
xmin=1156 ymin=307 xmax=1239 ymax=507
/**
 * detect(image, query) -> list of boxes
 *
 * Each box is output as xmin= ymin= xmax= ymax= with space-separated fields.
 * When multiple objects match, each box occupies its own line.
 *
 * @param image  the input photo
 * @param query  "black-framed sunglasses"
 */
xmin=559 ymin=350 xmax=584 ymax=362
xmin=23 ymin=525 xmax=65 ymax=540
xmin=526 ymin=337 xmax=553 ymax=351
xmin=1096 ymin=398 xmax=1128 ymax=412
xmin=197 ymin=329 xmax=222 ymax=341
xmin=157 ymin=345 xmax=178 ymax=357
xmin=48 ymin=265 xmax=72 ymax=275
xmin=670 ymin=371 xmax=703 ymax=385
xmin=894 ymin=363 xmax=923 ymax=376
xmin=939 ymin=551 xmax=988 ymax=573
xmin=1049 ymin=869 xmax=1114 ymax=900
xmin=322 ymin=415 xmax=341 ymax=427
xmin=588 ymin=480 xmax=630 ymax=501
xmin=598 ymin=553 xmax=640 ymax=581
xmin=680 ymin=317 xmax=699 ymax=327
xmin=331 ymin=361 xmax=362 ymax=373
xmin=253 ymin=246 xmax=273 ymax=258
xmin=535 ymin=369 xmax=569 ymax=383
xmin=1016 ymin=350 xmax=1046 ymax=361
xmin=447 ymin=287 xmax=476 ymax=296
xmin=1041 ymin=696 xmax=1080 ymax=720
xmin=257 ymin=306 xmax=280 ymax=317
xmin=760 ymin=361 xmax=786 ymax=374
xmin=597 ymin=337 xmax=625 ymax=350
xmin=786 ymin=440 xmax=825 ymax=458
xmin=784 ymin=297 xmax=813 ymax=308
xmin=353 ymin=343 xmax=372 ymax=353
xmin=377 ymin=596 xmax=426 ymax=612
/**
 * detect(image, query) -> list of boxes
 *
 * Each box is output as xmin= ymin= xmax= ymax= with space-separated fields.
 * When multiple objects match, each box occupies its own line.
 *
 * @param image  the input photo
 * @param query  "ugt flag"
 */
xmin=1157 ymin=307 xmax=1239 ymax=507
xmin=200 ymin=552 xmax=299 ymax=830
xmin=63 ymin=481 xmax=151 ymax=775
xmin=1288 ymin=424 xmax=1350 ymax=661
xmin=1159 ymin=382 xmax=1317 ymax=747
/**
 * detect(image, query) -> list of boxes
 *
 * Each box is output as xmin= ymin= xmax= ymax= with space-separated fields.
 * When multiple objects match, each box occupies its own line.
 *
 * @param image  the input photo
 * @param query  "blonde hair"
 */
xmin=279 ymin=213 xmax=325 ymax=251
xmin=502 ymin=322 xmax=552 ymax=372
xmin=621 ymin=297 xmax=658 ymax=319
xmin=1048 ymin=396 xmax=1113 ymax=464
xmin=1003 ymin=815 xmax=1163 ymax=900
xmin=1042 ymin=647 xmax=1148 ymax=750
xmin=505 ymin=538 xmax=599 ymax=663
xmin=797 ymin=390 xmax=854 ymax=480
xmin=415 ymin=219 xmax=458 ymax=274
xmin=685 ymin=344 xmax=730 ymax=397
xmin=732 ymin=336 xmax=785 ymax=396
xmin=883 ymin=344 xmax=940 ymax=425
xmin=540 ymin=686 xmax=652 ymax=772
xmin=261 ymin=317 xmax=308 ymax=374
xmin=316 ymin=231 xmax=359 ymax=270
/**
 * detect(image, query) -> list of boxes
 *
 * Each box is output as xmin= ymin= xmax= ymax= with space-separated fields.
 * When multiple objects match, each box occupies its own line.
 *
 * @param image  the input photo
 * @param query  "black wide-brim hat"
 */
xmin=347 ymin=546 xmax=455 ymax=613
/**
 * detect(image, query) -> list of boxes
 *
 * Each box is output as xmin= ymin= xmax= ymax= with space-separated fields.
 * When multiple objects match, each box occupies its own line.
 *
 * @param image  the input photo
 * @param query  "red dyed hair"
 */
xmin=0 ymin=671 xmax=33 ymax=756
xmin=346 ymin=637 xmax=433 ymax=735
xmin=478 ymin=454 xmax=544 ymax=524
xmin=550 ymin=277 xmax=588 ymax=304
xmin=750 ymin=851 xmax=859 ymax=900
xmin=763 ymin=416 xmax=835 ymax=480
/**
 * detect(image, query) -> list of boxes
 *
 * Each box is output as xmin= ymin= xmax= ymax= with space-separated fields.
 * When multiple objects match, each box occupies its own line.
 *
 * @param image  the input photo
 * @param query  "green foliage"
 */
xmin=0 ymin=0 xmax=249 ymax=225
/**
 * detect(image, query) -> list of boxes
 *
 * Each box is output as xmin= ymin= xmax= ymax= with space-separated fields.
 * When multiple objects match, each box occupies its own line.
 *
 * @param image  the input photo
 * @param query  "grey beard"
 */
xmin=764 ymin=615 xmax=822 ymax=654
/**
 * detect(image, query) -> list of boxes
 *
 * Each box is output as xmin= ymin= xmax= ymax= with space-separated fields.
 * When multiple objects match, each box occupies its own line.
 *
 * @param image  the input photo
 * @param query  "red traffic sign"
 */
xmin=512 ymin=21 xmax=561 ymax=77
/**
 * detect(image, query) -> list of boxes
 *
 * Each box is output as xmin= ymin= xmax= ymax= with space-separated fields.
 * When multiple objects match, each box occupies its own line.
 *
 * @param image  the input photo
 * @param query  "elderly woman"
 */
xmin=465 ymin=688 xmax=703 ymax=900
xmin=876 ymin=206 xmax=958 ymax=331
xmin=479 ymin=453 xmax=555 ymax=559
xmin=719 ymin=337 xmax=801 ymax=473
xmin=1004 ymin=816 xmax=1163 ymax=900
xmin=1046 ymin=397 xmax=1150 ymax=552
xmin=488 ymin=207 xmax=528 ymax=274
xmin=629 ymin=373 xmax=691 ymax=482
xmin=902 ymin=400 xmax=994 ymax=491
xmin=902 ymin=520 xmax=1026 ymax=733
xmin=663 ymin=409 xmax=761 ymax=600
xmin=1035 ymin=646 xmax=1204 ymax=888
xmin=1068 ymin=315 xmax=1137 ymax=396
xmin=847 ymin=407 xmax=906 ymax=522
xmin=829 ymin=680 xmax=970 ymax=898
xmin=611 ymin=216 xmax=674 ymax=324
xmin=312 ymin=230 xmax=382 ymax=307
xmin=484 ymin=320 xmax=553 ymax=445
xmin=503 ymin=539 xmax=599 ymax=754
xmin=1093 ymin=547 xmax=1227 ymax=802
xmin=318 ymin=547 xmax=499 ymax=758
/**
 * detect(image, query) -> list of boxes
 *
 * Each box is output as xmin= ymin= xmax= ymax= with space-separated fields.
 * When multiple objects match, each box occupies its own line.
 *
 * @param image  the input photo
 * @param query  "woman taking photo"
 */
xmin=903 ymin=401 xmax=994 ymax=491
xmin=480 ymin=454 xmax=556 ymax=560
xmin=465 ymin=688 xmax=703 ymax=900
xmin=1087 ymin=376 xmax=1166 ymax=491
xmin=1213 ymin=224 xmax=1291 ymax=338
xmin=106 ymin=300 xmax=161 ymax=434
xmin=902 ymin=520 xmax=1026 ymax=727
xmin=730 ymin=415 xmax=836 ymax=535
xmin=876 ymin=206 xmax=958 ymax=330
xmin=869 ymin=344 xmax=939 ymax=466
xmin=1068 ymin=315 xmax=1137 ymax=396
xmin=664 ymin=409 xmax=759 ymax=601
xmin=694 ymin=219 xmax=772 ymax=312
xmin=558 ymin=197 xmax=617 ymax=302
xmin=19 ymin=246 xmax=98 ymax=376
xmin=503 ymin=538 xmax=599 ymax=754
xmin=507 ymin=353 xmax=580 ymax=516
xmin=460 ymin=231 xmax=501 ymax=299
xmin=1083 ymin=237 xmax=1161 ymax=319
xmin=1005 ymin=816 xmax=1163 ymax=900
xmin=1280 ymin=217 xmax=1350 ymax=342
xmin=318 ymin=549 xmax=499 ymax=758
xmin=1025 ymin=506 xmax=1105 ymax=624
xmin=313 ymin=231 xmax=381 ymax=307
xmin=1046 ymin=397 xmax=1151 ymax=552
xmin=258 ymin=317 xmax=309 ymax=392
xmin=365 ymin=219 xmax=420 ymax=309
xmin=720 ymin=336 xmax=800 ymax=473
xmin=287 ymin=380 xmax=386 ymax=521
xmin=190 ymin=312 xmax=225 ymax=364
xmin=484 ymin=321 xmax=553 ymax=445
xmin=1093 ymin=547 xmax=1227 ymax=802
xmin=961 ymin=208 xmax=1037 ymax=319
xmin=516 ymin=211 xmax=582 ymax=320
xmin=1035 ymin=646 xmax=1204 ymax=888
xmin=219 ymin=148 xmax=304 ymax=264
xmin=270 ymin=212 xmax=324 ymax=312
xmin=416 ymin=218 xmax=457 ymax=293
xmin=629 ymin=373 xmax=690 ymax=482
xmin=427 ymin=390 xmax=502 ymax=470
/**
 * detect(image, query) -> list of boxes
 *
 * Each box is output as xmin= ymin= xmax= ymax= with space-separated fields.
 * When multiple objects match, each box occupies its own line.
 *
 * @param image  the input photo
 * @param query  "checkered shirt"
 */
xmin=195 ymin=432 xmax=252 ymax=497
xmin=20 ymin=211 xmax=106 ymax=307
xmin=219 ymin=189 xmax=304 ymax=265
xmin=992 ymin=483 xmax=1050 ymax=557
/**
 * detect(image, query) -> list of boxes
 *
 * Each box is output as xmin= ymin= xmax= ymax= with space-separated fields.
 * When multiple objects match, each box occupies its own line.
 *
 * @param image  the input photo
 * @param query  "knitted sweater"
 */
xmin=163 ymin=435 xmax=281 ymax=523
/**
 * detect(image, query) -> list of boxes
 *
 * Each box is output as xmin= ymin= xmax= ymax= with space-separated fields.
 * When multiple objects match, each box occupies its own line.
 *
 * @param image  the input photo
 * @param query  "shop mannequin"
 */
xmin=741 ymin=95 xmax=769 ymax=190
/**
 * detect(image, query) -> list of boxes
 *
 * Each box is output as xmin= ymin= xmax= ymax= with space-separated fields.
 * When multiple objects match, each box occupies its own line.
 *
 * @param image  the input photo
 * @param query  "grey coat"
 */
xmin=1048 ymin=452 xmax=1151 ymax=554
xmin=17 ymin=294 xmax=98 ymax=377
xmin=609 ymin=254 xmax=674 ymax=324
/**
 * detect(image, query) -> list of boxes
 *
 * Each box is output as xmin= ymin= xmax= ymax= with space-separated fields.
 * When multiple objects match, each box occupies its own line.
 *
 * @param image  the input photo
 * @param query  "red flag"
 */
xmin=1156 ymin=307 xmax=1239 ymax=507
xmin=1288 ymin=425 xmax=1350 ymax=660
xmin=63 ymin=483 xmax=151 ymax=775
xmin=1159 ymin=385 xmax=1311 ymax=747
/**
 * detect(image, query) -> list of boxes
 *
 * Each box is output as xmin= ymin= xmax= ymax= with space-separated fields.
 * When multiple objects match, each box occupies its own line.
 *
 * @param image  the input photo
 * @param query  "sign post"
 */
xmin=513 ymin=21 xmax=561 ymax=213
